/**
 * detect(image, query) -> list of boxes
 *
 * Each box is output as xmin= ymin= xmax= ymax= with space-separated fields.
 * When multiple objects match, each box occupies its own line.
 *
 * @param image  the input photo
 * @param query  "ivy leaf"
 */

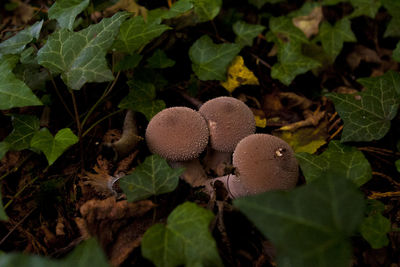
xmin=141 ymin=202 xmax=223 ymax=267
xmin=233 ymin=20 xmax=265 ymax=48
xmin=269 ymin=16 xmax=309 ymax=44
xmin=119 ymin=155 xmax=183 ymax=202
xmin=318 ymin=18 xmax=356 ymax=62
xmin=349 ymin=0 xmax=382 ymax=18
xmin=189 ymin=35 xmax=240 ymax=81
xmin=37 ymin=12 xmax=129 ymax=90
xmin=296 ymin=140 xmax=372 ymax=186
xmin=393 ymin=41 xmax=400 ymax=63
xmin=163 ymin=0 xmax=193 ymax=19
xmin=396 ymin=160 xmax=400 ymax=172
xmin=114 ymin=53 xmax=143 ymax=72
xmin=119 ymin=81 xmax=166 ymax=120
xmin=0 ymin=238 xmax=108 ymax=267
xmin=248 ymin=0 xmax=285 ymax=9
xmin=0 ymin=55 xmax=42 ymax=109
xmin=0 ymin=190 xmax=8 ymax=221
xmin=360 ymin=200 xmax=391 ymax=249
xmin=382 ymin=0 xmax=400 ymax=37
xmin=4 ymin=114 xmax=40 ymax=151
xmin=326 ymin=71 xmax=400 ymax=142
xmin=192 ymin=0 xmax=222 ymax=22
xmin=113 ymin=15 xmax=171 ymax=54
xmin=30 ymin=128 xmax=78 ymax=166
xmin=48 ymin=0 xmax=90 ymax=30
xmin=234 ymin=176 xmax=365 ymax=267
xmin=0 ymin=20 xmax=43 ymax=55
xmin=0 ymin=142 xmax=10 ymax=160
xmin=322 ymin=0 xmax=348 ymax=5
xmin=146 ymin=49 xmax=175 ymax=68
xmin=271 ymin=42 xmax=321 ymax=85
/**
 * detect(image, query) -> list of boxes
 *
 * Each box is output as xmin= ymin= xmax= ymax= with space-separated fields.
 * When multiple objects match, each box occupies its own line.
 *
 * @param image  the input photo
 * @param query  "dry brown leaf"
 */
xmin=76 ymin=197 xmax=155 ymax=266
xmin=103 ymin=0 xmax=147 ymax=19
xmin=346 ymin=45 xmax=381 ymax=70
xmin=11 ymin=0 xmax=35 ymax=25
xmin=292 ymin=6 xmax=323 ymax=38
xmin=279 ymin=92 xmax=313 ymax=110
xmin=82 ymin=165 xmax=115 ymax=196
xmin=279 ymin=110 xmax=326 ymax=131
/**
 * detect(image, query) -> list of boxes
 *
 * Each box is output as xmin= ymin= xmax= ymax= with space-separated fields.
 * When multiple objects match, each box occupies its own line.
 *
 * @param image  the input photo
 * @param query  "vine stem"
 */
xmin=81 ymin=109 xmax=123 ymax=138
xmin=70 ymin=90 xmax=84 ymax=171
xmin=4 ymin=176 xmax=39 ymax=210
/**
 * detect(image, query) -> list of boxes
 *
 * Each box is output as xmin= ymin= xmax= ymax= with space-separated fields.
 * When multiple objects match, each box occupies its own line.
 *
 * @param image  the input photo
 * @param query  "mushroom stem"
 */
xmin=203 ymin=147 xmax=232 ymax=176
xmin=203 ymin=174 xmax=248 ymax=199
xmin=169 ymin=159 xmax=208 ymax=187
xmin=104 ymin=110 xmax=141 ymax=161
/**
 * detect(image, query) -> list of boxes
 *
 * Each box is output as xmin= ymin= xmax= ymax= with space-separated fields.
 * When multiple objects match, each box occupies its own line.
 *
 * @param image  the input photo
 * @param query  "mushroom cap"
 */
xmin=232 ymin=134 xmax=298 ymax=195
xmin=199 ymin=96 xmax=255 ymax=152
xmin=145 ymin=107 xmax=209 ymax=161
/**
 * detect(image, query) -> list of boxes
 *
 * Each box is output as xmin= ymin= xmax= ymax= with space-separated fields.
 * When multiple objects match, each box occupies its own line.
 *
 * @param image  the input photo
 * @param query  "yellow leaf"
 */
xmin=255 ymin=115 xmax=267 ymax=128
xmin=273 ymin=120 xmax=329 ymax=154
xmin=221 ymin=56 xmax=259 ymax=93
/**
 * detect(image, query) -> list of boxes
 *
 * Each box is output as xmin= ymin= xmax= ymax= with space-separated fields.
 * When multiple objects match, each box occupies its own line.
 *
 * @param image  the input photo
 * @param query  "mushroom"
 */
xmin=145 ymin=107 xmax=209 ymax=186
xmin=198 ymin=96 xmax=256 ymax=175
xmin=208 ymin=134 xmax=299 ymax=198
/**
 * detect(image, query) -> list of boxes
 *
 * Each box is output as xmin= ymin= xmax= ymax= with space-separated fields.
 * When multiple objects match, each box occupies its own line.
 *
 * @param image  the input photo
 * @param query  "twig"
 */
xmin=250 ymin=53 xmax=272 ymax=69
xmin=70 ymin=90 xmax=84 ymax=171
xmin=368 ymin=191 xmax=400 ymax=199
xmin=82 ymin=109 xmax=123 ymax=138
xmin=4 ymin=176 xmax=39 ymax=210
xmin=328 ymin=125 xmax=343 ymax=140
xmin=0 ymin=208 xmax=36 ymax=246
xmin=372 ymin=171 xmax=400 ymax=188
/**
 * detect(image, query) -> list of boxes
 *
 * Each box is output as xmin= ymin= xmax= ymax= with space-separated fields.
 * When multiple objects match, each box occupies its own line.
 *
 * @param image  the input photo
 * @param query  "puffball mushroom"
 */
xmin=199 ymin=96 xmax=256 ymax=175
xmin=209 ymin=134 xmax=299 ymax=198
xmin=146 ymin=107 xmax=209 ymax=161
xmin=145 ymin=107 xmax=209 ymax=186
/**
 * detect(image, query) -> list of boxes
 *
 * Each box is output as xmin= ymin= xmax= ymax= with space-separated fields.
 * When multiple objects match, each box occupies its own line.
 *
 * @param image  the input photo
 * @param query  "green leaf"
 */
xmin=0 ymin=55 xmax=42 ymax=109
xmin=0 ymin=20 xmax=43 ymax=55
xmin=0 ymin=142 xmax=10 ymax=160
xmin=269 ymin=16 xmax=309 ymax=44
xmin=396 ymin=159 xmax=400 ymax=172
xmin=360 ymin=200 xmax=391 ymax=249
xmin=114 ymin=53 xmax=143 ymax=72
xmin=113 ymin=16 xmax=171 ymax=55
xmin=349 ymin=0 xmax=382 ymax=18
xmin=326 ymin=71 xmax=400 ymax=142
xmin=233 ymin=20 xmax=265 ymax=48
xmin=30 ymin=128 xmax=78 ymax=166
xmin=119 ymin=81 xmax=166 ymax=120
xmin=296 ymin=140 xmax=372 ymax=186
xmin=382 ymin=0 xmax=400 ymax=37
xmin=48 ymin=0 xmax=90 ymax=30
xmin=318 ymin=18 xmax=356 ymax=62
xmin=271 ymin=42 xmax=321 ymax=85
xmin=189 ymin=35 xmax=240 ymax=81
xmin=4 ymin=114 xmax=40 ymax=151
xmin=248 ymin=0 xmax=285 ymax=9
xmin=163 ymin=0 xmax=193 ymax=19
xmin=141 ymin=202 xmax=223 ymax=267
xmin=0 ymin=238 xmax=108 ymax=267
xmin=38 ymin=12 xmax=129 ymax=90
xmin=192 ymin=0 xmax=222 ymax=22
xmin=146 ymin=49 xmax=175 ymax=68
xmin=119 ymin=155 xmax=182 ymax=202
xmin=234 ymin=176 xmax=365 ymax=267
xmin=0 ymin=190 xmax=8 ymax=221
xmin=393 ymin=41 xmax=400 ymax=63
xmin=360 ymin=214 xmax=391 ymax=248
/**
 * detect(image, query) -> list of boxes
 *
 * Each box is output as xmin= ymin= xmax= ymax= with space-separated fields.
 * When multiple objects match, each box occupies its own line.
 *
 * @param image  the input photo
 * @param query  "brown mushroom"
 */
xmin=207 ymin=134 xmax=299 ymax=198
xmin=145 ymin=107 xmax=209 ymax=186
xmin=199 ymin=96 xmax=256 ymax=175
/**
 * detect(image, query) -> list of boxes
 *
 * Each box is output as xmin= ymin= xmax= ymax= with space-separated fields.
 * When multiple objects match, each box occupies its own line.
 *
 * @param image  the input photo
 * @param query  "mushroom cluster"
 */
xmin=145 ymin=96 xmax=299 ymax=198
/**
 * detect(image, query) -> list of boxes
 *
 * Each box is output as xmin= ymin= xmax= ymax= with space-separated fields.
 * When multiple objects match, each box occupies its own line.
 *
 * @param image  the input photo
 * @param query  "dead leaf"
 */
xmin=346 ymin=45 xmax=381 ymax=70
xmin=279 ymin=110 xmax=326 ymax=131
xmin=103 ymin=0 xmax=147 ymax=19
xmin=279 ymin=92 xmax=313 ymax=110
xmin=221 ymin=56 xmax=259 ymax=93
xmin=274 ymin=119 xmax=329 ymax=154
xmin=292 ymin=6 xmax=323 ymax=38
xmin=76 ymin=197 xmax=155 ymax=266
xmin=11 ymin=0 xmax=35 ymax=25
